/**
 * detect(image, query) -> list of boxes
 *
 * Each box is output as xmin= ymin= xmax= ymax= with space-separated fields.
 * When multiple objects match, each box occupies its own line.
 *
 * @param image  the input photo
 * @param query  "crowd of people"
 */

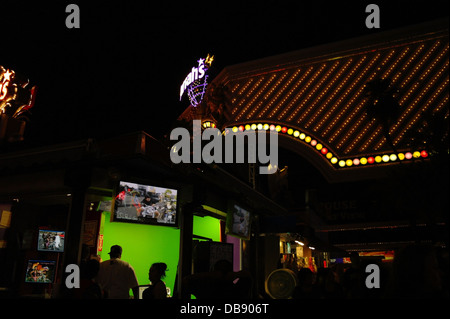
xmin=290 ymin=245 xmax=449 ymax=299
xmin=74 ymin=243 xmax=449 ymax=299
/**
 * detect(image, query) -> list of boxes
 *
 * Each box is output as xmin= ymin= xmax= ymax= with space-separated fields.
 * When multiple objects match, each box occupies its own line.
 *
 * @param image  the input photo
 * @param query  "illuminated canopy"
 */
xmin=180 ymin=20 xmax=448 ymax=181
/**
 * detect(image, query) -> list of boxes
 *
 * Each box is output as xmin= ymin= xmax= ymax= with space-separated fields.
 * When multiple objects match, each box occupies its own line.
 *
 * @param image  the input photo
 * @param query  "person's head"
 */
xmin=108 ymin=245 xmax=122 ymax=259
xmin=149 ymin=262 xmax=167 ymax=283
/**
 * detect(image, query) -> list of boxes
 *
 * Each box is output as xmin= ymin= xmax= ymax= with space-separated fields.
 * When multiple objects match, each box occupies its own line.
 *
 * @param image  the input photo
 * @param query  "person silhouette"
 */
xmin=143 ymin=262 xmax=168 ymax=299
xmin=96 ymin=245 xmax=139 ymax=299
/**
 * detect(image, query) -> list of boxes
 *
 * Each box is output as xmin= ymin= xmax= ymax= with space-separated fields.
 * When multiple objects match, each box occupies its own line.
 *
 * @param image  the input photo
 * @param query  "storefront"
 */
xmin=0 ymin=130 xmax=287 ymax=298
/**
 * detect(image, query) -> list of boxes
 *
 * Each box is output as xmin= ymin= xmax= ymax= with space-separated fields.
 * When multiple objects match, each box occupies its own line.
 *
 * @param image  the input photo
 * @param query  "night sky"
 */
xmin=2 ymin=1 xmax=449 ymax=146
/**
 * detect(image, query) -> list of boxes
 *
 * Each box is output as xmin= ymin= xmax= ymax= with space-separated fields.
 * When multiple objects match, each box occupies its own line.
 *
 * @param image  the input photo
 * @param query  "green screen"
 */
xmin=99 ymin=211 xmax=221 ymax=298
xmin=100 ymin=211 xmax=181 ymax=297
xmin=193 ymin=215 xmax=222 ymax=241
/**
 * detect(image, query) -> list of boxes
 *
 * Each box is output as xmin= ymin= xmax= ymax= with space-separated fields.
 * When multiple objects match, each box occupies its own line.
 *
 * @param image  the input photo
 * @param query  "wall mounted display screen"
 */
xmin=225 ymin=202 xmax=251 ymax=240
xmin=24 ymin=260 xmax=56 ymax=283
xmin=113 ymin=181 xmax=178 ymax=226
xmin=37 ymin=229 xmax=65 ymax=252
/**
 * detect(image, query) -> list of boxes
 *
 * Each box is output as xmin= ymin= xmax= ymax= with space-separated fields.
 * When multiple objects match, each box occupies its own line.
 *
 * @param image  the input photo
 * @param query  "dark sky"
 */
xmin=2 ymin=0 xmax=449 ymax=146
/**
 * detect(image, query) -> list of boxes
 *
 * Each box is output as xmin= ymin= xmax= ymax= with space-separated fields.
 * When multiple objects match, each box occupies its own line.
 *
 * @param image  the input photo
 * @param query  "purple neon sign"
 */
xmin=179 ymin=54 xmax=213 ymax=107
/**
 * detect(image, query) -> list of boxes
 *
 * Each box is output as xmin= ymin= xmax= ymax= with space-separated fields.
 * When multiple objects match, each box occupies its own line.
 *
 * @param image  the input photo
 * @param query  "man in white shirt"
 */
xmin=96 ymin=245 xmax=139 ymax=299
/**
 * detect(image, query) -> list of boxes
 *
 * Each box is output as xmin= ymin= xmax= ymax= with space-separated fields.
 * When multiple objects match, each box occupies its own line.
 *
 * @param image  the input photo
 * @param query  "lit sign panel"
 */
xmin=179 ymin=54 xmax=214 ymax=107
xmin=0 ymin=66 xmax=37 ymax=118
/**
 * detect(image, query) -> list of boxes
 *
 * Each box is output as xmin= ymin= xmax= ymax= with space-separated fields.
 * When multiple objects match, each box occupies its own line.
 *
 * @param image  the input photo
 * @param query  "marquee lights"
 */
xmin=180 ymin=54 xmax=214 ymax=107
xmin=229 ymin=122 xmax=430 ymax=168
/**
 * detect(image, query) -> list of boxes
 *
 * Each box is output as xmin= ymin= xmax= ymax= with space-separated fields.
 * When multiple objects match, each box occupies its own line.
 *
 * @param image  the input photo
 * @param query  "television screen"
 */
xmin=37 ymin=230 xmax=65 ymax=252
xmin=24 ymin=260 xmax=57 ymax=283
xmin=226 ymin=203 xmax=251 ymax=240
xmin=113 ymin=181 xmax=178 ymax=226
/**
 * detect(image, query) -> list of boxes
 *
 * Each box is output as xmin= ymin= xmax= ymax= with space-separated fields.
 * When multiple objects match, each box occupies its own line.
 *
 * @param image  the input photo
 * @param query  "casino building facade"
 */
xmin=178 ymin=18 xmax=449 ymax=266
xmin=0 ymin=18 xmax=448 ymax=299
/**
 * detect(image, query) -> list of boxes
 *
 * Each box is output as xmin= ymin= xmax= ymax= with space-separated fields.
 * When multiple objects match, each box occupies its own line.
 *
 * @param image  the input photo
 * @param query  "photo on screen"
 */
xmin=24 ymin=260 xmax=56 ymax=284
xmin=226 ymin=203 xmax=251 ymax=240
xmin=113 ymin=181 xmax=178 ymax=226
xmin=37 ymin=230 xmax=65 ymax=252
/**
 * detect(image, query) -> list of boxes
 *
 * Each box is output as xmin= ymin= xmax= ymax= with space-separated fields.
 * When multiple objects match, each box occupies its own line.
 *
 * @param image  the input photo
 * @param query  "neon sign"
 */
xmin=0 ymin=66 xmax=37 ymax=118
xmin=179 ymin=54 xmax=214 ymax=107
xmin=0 ymin=69 xmax=13 ymax=100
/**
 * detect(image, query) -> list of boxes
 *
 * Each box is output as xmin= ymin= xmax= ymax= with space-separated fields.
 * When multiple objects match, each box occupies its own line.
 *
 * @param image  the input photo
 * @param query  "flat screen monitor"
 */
xmin=225 ymin=202 xmax=251 ymax=240
xmin=113 ymin=180 xmax=178 ymax=226
xmin=37 ymin=229 xmax=65 ymax=252
xmin=24 ymin=260 xmax=57 ymax=283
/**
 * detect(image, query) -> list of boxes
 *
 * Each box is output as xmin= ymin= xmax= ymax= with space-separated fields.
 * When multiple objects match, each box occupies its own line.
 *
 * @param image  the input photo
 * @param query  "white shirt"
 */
xmin=96 ymin=258 xmax=139 ymax=299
